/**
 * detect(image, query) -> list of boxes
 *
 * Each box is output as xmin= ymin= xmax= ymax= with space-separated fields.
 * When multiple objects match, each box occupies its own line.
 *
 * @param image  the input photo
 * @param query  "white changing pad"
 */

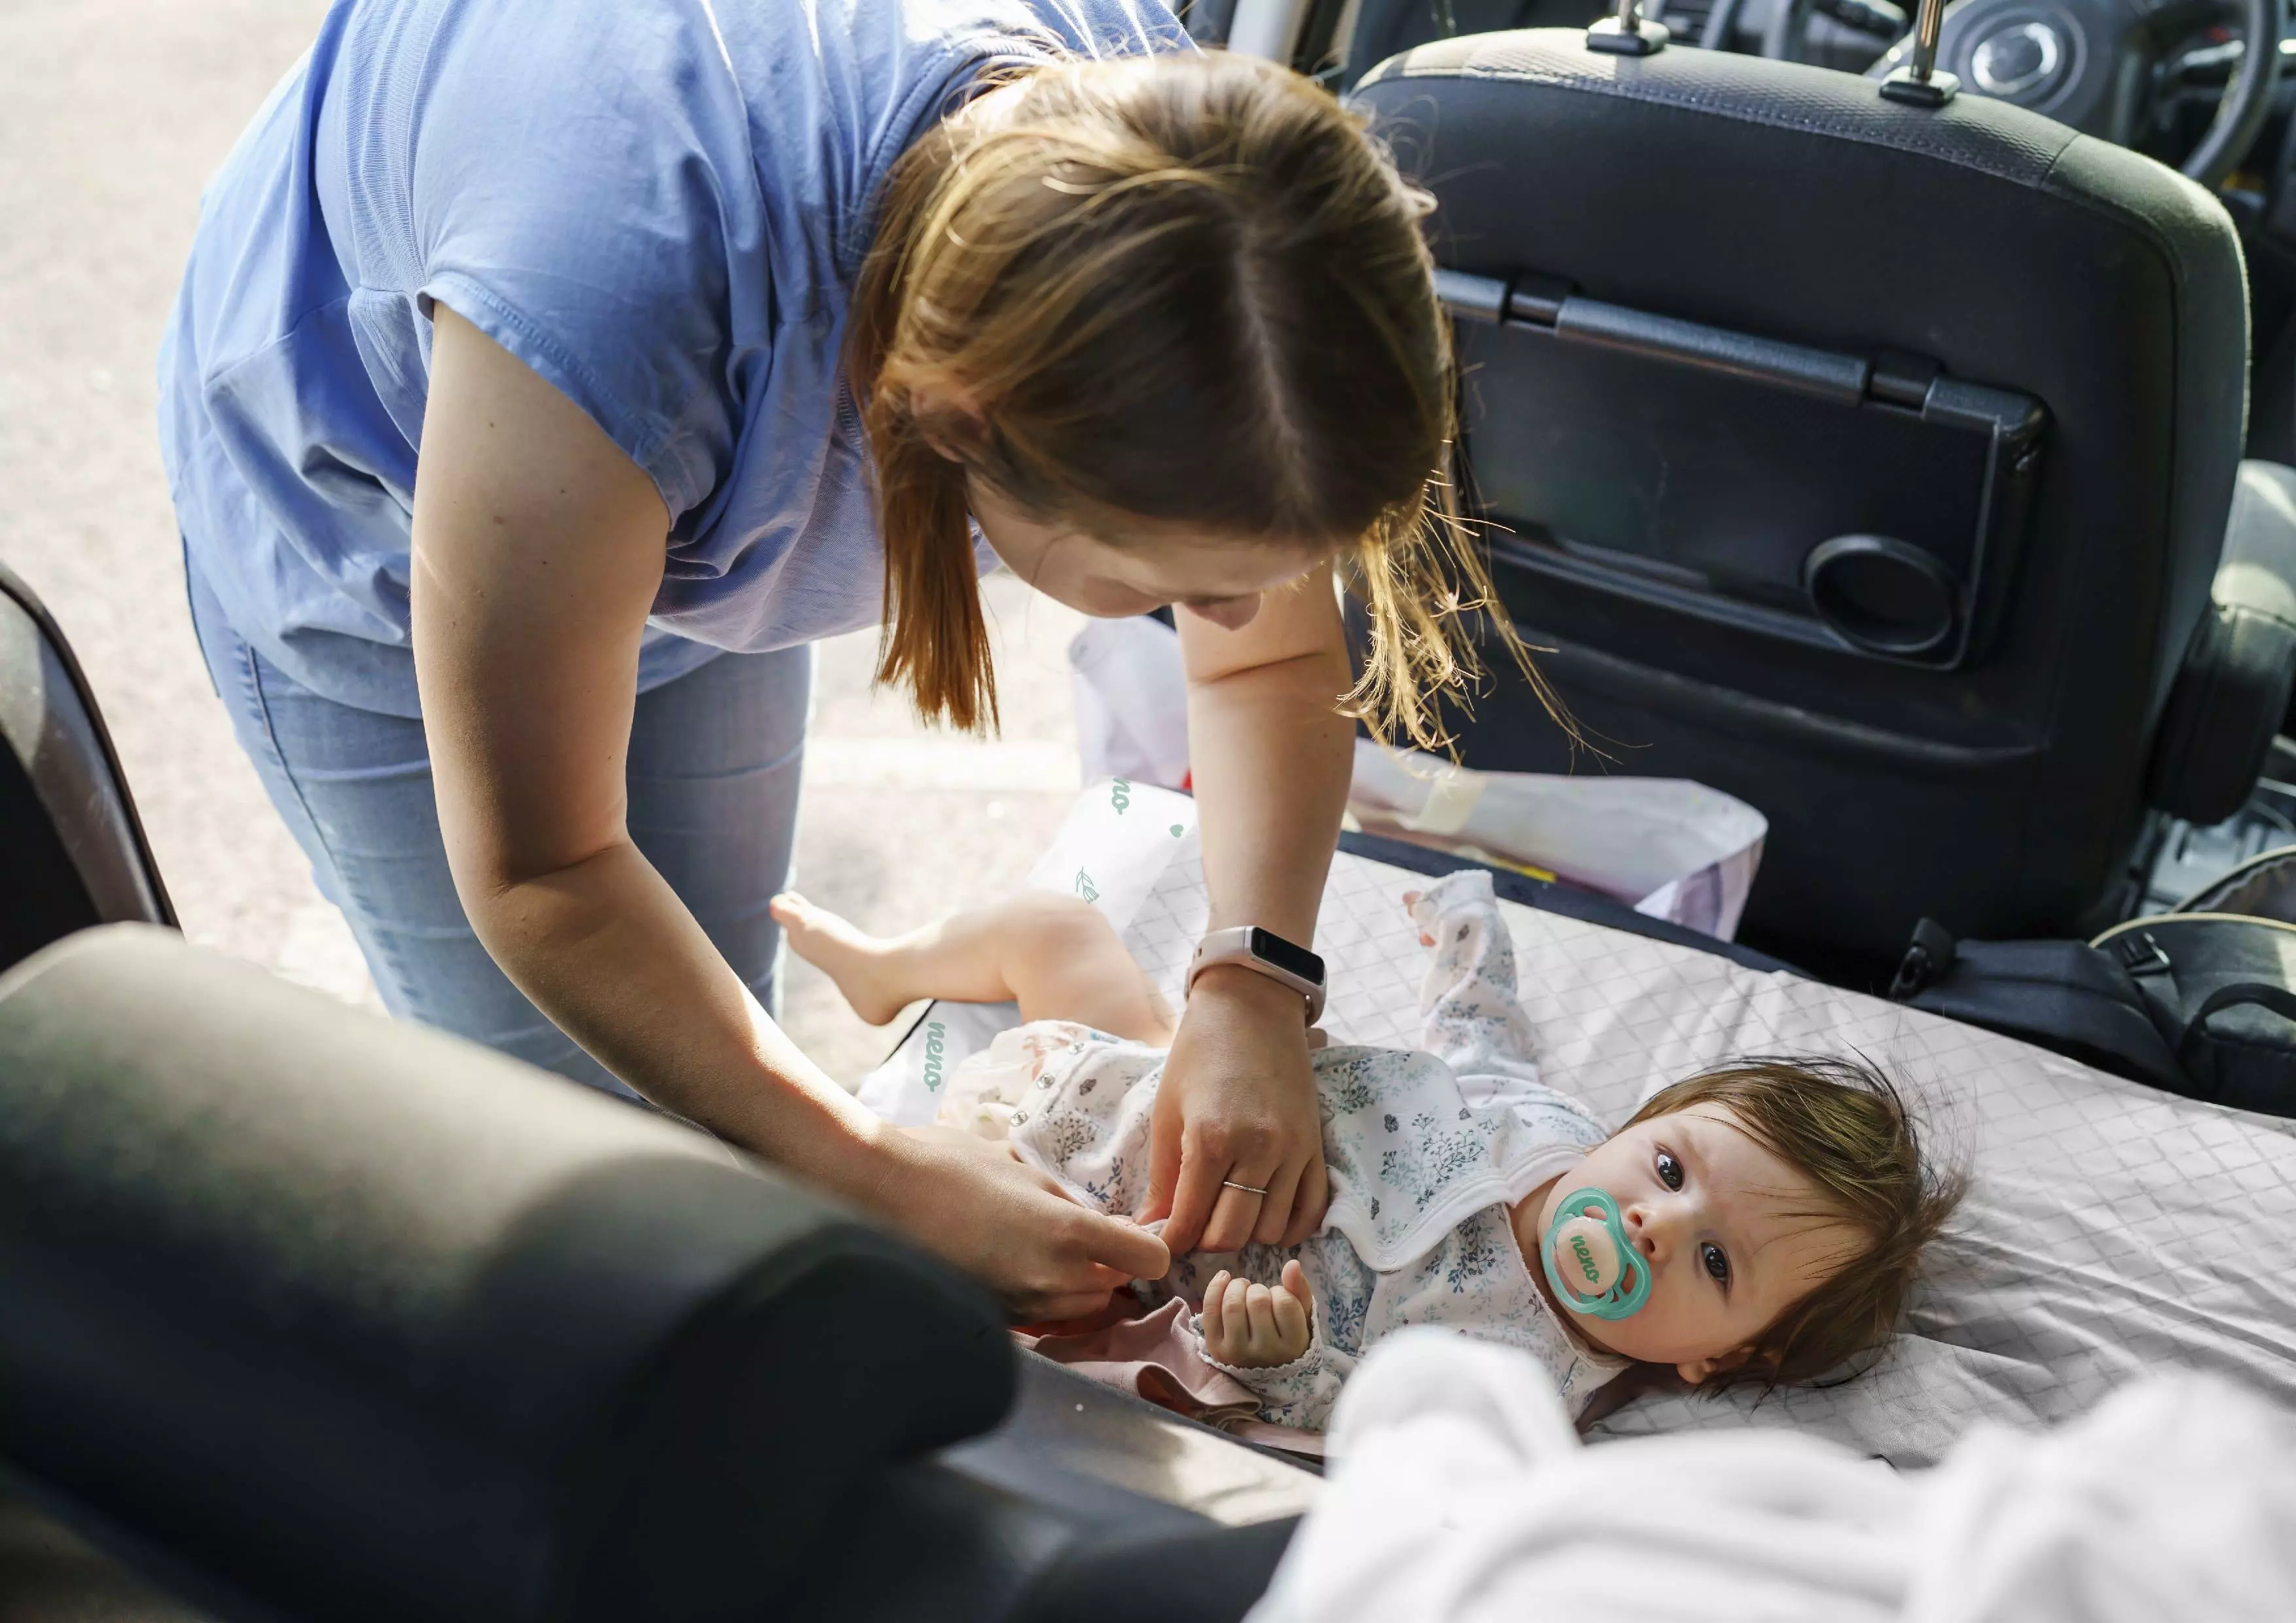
xmin=859 ymin=783 xmax=2296 ymax=1467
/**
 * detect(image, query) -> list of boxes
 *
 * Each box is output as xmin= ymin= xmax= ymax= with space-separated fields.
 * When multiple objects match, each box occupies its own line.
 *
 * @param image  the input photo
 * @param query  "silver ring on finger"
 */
xmin=1221 ymin=1179 xmax=1270 ymax=1196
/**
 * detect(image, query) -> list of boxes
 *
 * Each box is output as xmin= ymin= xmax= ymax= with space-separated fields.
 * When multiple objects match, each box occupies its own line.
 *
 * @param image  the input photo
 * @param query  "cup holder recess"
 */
xmin=1803 ymin=534 xmax=1960 ymax=660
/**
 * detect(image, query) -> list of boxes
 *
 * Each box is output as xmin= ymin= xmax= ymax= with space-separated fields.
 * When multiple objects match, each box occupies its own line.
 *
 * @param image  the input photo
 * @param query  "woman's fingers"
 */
xmin=1007 ymin=1150 xmax=1171 ymax=1283
xmin=1160 ymin=1141 xmax=1229 ymax=1256
xmin=1139 ymin=1076 xmax=1187 ymax=1228
xmin=1075 ymin=1210 xmax=1171 ymax=1283
xmin=1194 ymin=1122 xmax=1283 ymax=1252
xmin=1199 ymin=1175 xmax=1274 ymax=1254
xmin=1278 ymin=1149 xmax=1331 ymax=1248
xmin=1251 ymin=1152 xmax=1307 ymax=1249
xmin=875 ymin=1126 xmax=1170 ymax=1320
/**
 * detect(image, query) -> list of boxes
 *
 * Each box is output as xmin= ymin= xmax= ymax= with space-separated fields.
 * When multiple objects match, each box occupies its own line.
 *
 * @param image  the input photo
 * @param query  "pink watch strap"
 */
xmin=1186 ymin=926 xmax=1327 ymax=1023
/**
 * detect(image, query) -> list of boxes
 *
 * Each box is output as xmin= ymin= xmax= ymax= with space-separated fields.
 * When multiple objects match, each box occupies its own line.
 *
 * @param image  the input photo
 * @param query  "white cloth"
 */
xmin=980 ymin=870 xmax=1624 ymax=1429
xmin=1249 ymin=1329 xmax=2296 ymax=1623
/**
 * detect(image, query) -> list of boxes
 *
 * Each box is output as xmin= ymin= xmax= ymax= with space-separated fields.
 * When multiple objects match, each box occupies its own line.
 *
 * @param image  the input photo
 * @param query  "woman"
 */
xmin=160 ymin=0 xmax=1524 ymax=1317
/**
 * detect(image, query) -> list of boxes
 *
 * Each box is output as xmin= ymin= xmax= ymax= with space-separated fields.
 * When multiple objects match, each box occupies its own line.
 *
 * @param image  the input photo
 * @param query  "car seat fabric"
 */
xmin=1346 ymin=32 xmax=2252 ymax=962
xmin=2151 ymin=459 xmax=2296 ymax=819
xmin=0 ymin=927 xmax=1014 ymax=1623
xmin=1007 ymin=1516 xmax=1301 ymax=1623
xmin=868 ymin=785 xmax=2296 ymax=1468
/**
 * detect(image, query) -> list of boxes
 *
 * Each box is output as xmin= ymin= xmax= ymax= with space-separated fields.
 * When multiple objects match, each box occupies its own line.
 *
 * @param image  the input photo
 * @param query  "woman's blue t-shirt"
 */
xmin=159 ymin=0 xmax=1184 ymax=717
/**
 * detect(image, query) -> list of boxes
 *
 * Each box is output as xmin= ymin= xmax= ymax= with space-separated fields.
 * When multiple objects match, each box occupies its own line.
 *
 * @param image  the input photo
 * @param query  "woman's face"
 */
xmin=971 ymin=479 xmax=1330 ymax=632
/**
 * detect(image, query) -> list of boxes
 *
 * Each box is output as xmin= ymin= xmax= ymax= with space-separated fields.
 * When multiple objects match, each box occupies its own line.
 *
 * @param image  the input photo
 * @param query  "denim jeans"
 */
xmin=187 ymin=563 xmax=809 ymax=1097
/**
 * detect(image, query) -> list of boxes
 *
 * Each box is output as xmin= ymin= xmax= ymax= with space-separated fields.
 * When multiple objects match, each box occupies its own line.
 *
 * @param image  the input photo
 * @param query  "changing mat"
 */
xmin=859 ymin=782 xmax=2296 ymax=1467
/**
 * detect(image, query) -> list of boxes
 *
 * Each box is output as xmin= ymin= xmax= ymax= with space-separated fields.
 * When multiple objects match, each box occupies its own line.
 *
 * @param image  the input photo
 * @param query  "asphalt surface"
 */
xmin=0 ymin=0 xmax=1089 ymax=1084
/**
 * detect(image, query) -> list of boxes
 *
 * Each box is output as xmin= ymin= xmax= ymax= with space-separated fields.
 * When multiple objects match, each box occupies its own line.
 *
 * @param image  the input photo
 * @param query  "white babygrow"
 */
xmin=977 ymin=869 xmax=1629 ymax=1431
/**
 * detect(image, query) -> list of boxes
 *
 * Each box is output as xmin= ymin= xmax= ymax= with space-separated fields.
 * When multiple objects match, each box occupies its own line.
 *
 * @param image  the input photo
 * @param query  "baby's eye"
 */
xmin=1701 ymin=1243 xmax=1731 ymax=1285
xmin=1655 ymin=1149 xmax=1685 ymax=1191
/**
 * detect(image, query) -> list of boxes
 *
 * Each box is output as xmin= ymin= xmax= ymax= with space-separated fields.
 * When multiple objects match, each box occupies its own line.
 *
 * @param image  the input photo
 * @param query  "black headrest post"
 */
xmin=1585 ymin=0 xmax=1669 ymax=56
xmin=1878 ymin=0 xmax=1960 ymax=105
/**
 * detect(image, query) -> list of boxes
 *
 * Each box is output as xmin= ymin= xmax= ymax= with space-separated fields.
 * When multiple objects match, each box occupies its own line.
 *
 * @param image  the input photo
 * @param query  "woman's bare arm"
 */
xmin=1145 ymin=563 xmax=1354 ymax=1253
xmin=410 ymin=306 xmax=1165 ymax=1311
xmin=1182 ymin=563 xmax=1354 ymax=948
xmin=411 ymin=305 xmax=874 ymax=1173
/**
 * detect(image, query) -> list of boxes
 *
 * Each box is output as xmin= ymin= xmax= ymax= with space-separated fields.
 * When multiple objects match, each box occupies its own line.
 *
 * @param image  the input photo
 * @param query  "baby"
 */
xmin=773 ymin=870 xmax=1959 ymax=1429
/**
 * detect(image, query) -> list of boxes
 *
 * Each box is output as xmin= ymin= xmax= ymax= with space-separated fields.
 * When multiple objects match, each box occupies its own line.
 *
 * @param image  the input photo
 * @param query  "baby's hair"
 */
xmin=1626 ymin=1054 xmax=1964 ymax=1391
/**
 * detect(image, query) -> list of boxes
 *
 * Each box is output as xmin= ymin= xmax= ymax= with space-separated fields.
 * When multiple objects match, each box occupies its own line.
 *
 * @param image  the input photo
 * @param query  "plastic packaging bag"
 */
xmin=1066 ymin=616 xmax=1768 ymax=942
xmin=1349 ymin=743 xmax=1767 ymax=941
xmin=1069 ymin=616 xmax=1191 ymax=791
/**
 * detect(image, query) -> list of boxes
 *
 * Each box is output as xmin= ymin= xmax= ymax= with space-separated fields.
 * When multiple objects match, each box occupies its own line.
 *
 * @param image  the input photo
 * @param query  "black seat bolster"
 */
xmin=1009 ymin=1518 xmax=1300 ymax=1623
xmin=2148 ymin=461 xmax=2296 ymax=824
xmin=0 ymin=926 xmax=1014 ymax=1623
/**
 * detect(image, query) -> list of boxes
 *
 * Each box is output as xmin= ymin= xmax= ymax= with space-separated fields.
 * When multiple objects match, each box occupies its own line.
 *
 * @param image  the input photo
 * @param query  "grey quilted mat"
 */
xmin=1125 ymin=847 xmax=2296 ymax=1469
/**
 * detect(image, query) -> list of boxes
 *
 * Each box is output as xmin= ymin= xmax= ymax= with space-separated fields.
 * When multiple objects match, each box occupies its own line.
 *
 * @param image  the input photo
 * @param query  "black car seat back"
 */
xmin=0 ymin=926 xmax=1014 ymax=1623
xmin=0 ymin=563 xmax=171 ymax=972
xmin=1348 ymin=33 xmax=2262 ymax=963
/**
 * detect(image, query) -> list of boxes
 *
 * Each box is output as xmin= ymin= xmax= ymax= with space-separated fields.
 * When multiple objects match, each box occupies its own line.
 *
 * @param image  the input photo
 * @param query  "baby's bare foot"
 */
xmin=769 ymin=893 xmax=912 ymax=1026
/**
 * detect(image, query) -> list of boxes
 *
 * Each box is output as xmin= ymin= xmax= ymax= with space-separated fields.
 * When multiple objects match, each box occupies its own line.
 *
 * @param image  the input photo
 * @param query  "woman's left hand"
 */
xmin=1141 ymin=963 xmax=1330 ymax=1253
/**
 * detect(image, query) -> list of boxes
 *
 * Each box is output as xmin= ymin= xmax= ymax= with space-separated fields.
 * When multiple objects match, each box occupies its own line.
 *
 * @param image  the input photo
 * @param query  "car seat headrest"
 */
xmin=0 ymin=925 xmax=1013 ymax=1623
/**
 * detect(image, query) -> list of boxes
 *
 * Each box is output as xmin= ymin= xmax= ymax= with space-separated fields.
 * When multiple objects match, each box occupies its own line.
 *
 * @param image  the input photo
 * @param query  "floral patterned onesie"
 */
xmin=958 ymin=869 xmax=1629 ymax=1431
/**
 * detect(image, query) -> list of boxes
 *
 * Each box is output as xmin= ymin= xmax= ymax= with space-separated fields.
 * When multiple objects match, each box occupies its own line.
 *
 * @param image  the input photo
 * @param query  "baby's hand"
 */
xmin=1200 ymin=1259 xmax=1312 ymax=1368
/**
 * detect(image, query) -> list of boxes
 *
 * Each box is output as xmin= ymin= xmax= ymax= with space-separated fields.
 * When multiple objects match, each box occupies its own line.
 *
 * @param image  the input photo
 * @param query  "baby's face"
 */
xmin=1523 ymin=1104 xmax=1857 ymax=1383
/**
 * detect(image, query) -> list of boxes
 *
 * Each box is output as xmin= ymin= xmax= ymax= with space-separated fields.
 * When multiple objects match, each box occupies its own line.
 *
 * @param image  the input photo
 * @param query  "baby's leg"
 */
xmin=770 ymin=890 xmax=1175 ymax=1042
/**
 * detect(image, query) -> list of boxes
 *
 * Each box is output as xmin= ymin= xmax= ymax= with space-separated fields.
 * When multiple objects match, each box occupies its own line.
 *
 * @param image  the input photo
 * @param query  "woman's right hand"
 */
xmin=863 ymin=1125 xmax=1172 ymax=1323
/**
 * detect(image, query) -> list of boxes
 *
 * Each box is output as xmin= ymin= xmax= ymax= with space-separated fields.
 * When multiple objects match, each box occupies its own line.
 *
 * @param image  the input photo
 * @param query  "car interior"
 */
xmin=8 ymin=4 xmax=2296 ymax=1618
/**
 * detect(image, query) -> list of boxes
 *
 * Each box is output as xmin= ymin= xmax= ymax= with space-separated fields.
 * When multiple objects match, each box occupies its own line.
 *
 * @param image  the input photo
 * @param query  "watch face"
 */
xmin=1249 ymin=927 xmax=1326 ymax=986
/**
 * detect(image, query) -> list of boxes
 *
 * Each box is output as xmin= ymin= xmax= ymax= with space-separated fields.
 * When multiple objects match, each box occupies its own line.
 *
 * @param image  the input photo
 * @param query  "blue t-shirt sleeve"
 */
xmin=410 ymin=6 xmax=757 ymax=522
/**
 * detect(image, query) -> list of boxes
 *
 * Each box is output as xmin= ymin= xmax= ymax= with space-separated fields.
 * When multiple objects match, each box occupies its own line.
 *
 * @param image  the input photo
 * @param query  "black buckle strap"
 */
xmin=1888 ymin=916 xmax=1959 ymax=1001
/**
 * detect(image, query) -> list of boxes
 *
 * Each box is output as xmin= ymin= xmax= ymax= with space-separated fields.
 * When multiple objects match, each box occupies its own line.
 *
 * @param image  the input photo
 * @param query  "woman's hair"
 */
xmin=1626 ymin=1055 xmax=1965 ymax=1391
xmin=847 ymin=50 xmax=1549 ymax=741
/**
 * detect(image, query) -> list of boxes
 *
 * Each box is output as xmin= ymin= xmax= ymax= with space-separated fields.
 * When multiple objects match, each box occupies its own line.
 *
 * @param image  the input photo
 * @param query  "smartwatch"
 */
xmin=1188 ymin=926 xmax=1327 ymax=1023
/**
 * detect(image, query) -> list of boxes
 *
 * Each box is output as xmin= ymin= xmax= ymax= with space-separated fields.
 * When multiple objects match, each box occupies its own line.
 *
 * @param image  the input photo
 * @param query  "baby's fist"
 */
xmin=1200 ymin=1260 xmax=1312 ymax=1368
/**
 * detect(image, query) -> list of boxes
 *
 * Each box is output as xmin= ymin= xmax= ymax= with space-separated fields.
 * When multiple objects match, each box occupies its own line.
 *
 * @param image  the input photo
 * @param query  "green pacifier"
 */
xmin=1541 ymin=1187 xmax=1651 ymax=1321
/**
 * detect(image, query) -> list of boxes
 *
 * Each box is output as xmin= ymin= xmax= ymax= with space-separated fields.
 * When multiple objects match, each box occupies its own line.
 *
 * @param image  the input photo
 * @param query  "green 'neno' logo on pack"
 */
xmin=1073 ymin=867 xmax=1099 ymax=903
xmin=1570 ymin=1234 xmax=1600 ymax=1284
xmin=1111 ymin=779 xmax=1132 ymax=813
xmin=922 ymin=1022 xmax=948 ymax=1092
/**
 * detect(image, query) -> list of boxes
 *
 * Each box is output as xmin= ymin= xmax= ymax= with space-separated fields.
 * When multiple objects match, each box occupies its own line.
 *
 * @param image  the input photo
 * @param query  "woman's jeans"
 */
xmin=187 ymin=565 xmax=808 ymax=1097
